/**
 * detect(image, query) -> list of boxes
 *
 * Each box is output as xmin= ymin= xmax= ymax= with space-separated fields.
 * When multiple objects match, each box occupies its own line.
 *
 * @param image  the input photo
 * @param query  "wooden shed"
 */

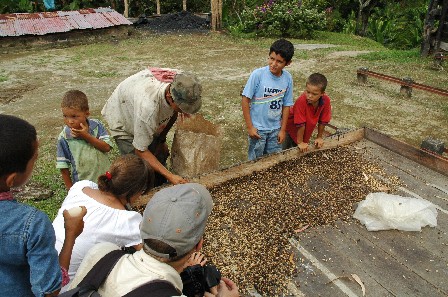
xmin=0 ymin=7 xmax=132 ymax=48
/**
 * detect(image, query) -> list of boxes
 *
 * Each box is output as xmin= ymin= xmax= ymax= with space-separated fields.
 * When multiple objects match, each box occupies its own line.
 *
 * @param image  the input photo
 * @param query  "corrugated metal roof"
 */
xmin=0 ymin=7 xmax=132 ymax=37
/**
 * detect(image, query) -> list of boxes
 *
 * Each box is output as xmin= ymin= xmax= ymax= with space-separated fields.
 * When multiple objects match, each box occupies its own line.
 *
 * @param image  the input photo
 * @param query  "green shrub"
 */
xmin=341 ymin=10 xmax=356 ymax=34
xmin=367 ymin=17 xmax=396 ymax=45
xmin=1 ymin=0 xmax=34 ymax=13
xmin=367 ymin=3 xmax=426 ymax=50
xmin=240 ymin=0 xmax=326 ymax=38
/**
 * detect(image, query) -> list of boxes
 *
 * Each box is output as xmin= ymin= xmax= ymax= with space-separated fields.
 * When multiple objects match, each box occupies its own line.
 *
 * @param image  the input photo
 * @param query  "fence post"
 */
xmin=434 ymin=52 xmax=444 ymax=68
xmin=400 ymin=77 xmax=414 ymax=97
xmin=357 ymin=67 xmax=369 ymax=83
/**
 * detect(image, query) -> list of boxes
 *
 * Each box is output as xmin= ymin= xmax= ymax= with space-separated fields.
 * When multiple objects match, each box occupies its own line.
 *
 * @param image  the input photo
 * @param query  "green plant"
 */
xmin=240 ymin=0 xmax=326 ymax=38
xmin=226 ymin=22 xmax=257 ymax=38
xmin=324 ymin=8 xmax=345 ymax=32
xmin=0 ymin=74 xmax=7 ymax=82
xmin=366 ymin=2 xmax=426 ymax=50
xmin=367 ymin=18 xmax=395 ymax=45
xmin=392 ymin=6 xmax=425 ymax=50
xmin=68 ymin=0 xmax=80 ymax=10
xmin=17 ymin=0 xmax=33 ymax=12
xmin=0 ymin=0 xmax=38 ymax=14
xmin=341 ymin=10 xmax=356 ymax=34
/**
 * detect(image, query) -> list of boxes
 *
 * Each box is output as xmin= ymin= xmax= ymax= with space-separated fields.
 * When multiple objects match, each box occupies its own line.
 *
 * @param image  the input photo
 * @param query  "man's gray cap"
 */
xmin=170 ymin=73 xmax=202 ymax=114
xmin=140 ymin=183 xmax=213 ymax=259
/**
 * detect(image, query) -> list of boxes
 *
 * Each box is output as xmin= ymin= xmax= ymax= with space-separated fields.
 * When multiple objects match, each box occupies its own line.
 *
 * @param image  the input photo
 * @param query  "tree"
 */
xmin=124 ymin=0 xmax=129 ymax=17
xmin=355 ymin=0 xmax=379 ymax=36
xmin=211 ymin=0 xmax=222 ymax=31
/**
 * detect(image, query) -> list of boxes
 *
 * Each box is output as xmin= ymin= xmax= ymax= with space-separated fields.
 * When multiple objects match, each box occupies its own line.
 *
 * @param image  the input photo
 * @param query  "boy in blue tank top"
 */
xmin=241 ymin=39 xmax=295 ymax=161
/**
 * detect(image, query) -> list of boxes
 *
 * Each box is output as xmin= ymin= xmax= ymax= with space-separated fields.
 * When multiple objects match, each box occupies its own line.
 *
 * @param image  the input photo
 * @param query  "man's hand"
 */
xmin=298 ymin=142 xmax=309 ymax=153
xmin=205 ymin=277 xmax=239 ymax=297
xmin=247 ymin=126 xmax=261 ymax=139
xmin=277 ymin=130 xmax=286 ymax=144
xmin=71 ymin=122 xmax=89 ymax=139
xmin=314 ymin=137 xmax=324 ymax=149
xmin=168 ymin=173 xmax=188 ymax=185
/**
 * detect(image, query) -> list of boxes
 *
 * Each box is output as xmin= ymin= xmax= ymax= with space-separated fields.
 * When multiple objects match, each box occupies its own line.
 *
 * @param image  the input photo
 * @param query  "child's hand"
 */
xmin=277 ymin=130 xmax=286 ymax=144
xmin=314 ymin=137 xmax=324 ymax=149
xmin=186 ymin=252 xmax=207 ymax=267
xmin=63 ymin=206 xmax=86 ymax=238
xmin=298 ymin=142 xmax=309 ymax=152
xmin=248 ymin=127 xmax=261 ymax=139
xmin=71 ymin=122 xmax=89 ymax=139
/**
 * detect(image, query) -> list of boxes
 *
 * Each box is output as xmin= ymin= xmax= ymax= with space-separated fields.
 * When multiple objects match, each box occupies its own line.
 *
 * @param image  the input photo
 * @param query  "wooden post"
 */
xmin=434 ymin=52 xmax=444 ymax=68
xmin=357 ymin=67 xmax=369 ymax=83
xmin=156 ymin=0 xmax=161 ymax=15
xmin=183 ymin=0 xmax=187 ymax=11
xmin=211 ymin=0 xmax=223 ymax=31
xmin=400 ymin=77 xmax=413 ymax=97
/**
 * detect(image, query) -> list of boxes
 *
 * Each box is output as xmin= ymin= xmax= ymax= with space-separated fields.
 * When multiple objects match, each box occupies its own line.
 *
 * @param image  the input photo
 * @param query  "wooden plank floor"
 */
xmin=290 ymin=140 xmax=448 ymax=297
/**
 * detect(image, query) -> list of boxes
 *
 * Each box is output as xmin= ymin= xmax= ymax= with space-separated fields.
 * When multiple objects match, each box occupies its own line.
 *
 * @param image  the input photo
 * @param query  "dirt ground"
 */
xmin=0 ymin=26 xmax=447 ymax=197
xmin=1 ymin=20 xmax=447 ymax=296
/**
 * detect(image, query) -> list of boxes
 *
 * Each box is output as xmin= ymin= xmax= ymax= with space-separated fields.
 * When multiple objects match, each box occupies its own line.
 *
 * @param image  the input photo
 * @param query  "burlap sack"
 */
xmin=170 ymin=114 xmax=221 ymax=178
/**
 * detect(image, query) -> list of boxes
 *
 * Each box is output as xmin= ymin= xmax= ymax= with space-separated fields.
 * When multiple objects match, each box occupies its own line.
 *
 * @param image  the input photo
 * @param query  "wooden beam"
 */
xmin=364 ymin=127 xmax=448 ymax=176
xmin=134 ymin=129 xmax=365 ymax=206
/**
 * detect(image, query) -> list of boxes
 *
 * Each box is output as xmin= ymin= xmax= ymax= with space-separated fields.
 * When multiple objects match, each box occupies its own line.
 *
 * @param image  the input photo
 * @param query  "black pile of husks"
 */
xmin=134 ymin=11 xmax=209 ymax=33
xmin=202 ymin=146 xmax=401 ymax=296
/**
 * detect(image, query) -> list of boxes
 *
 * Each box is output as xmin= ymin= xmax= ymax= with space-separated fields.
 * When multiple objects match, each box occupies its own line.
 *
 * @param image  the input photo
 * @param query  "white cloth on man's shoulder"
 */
xmin=69 ymin=242 xmax=185 ymax=297
xmin=101 ymin=69 xmax=176 ymax=151
xmin=52 ymin=180 xmax=142 ymax=290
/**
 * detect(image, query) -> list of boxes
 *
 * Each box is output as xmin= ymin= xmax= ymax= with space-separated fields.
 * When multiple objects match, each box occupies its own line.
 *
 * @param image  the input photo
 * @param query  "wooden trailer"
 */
xmin=135 ymin=128 xmax=448 ymax=296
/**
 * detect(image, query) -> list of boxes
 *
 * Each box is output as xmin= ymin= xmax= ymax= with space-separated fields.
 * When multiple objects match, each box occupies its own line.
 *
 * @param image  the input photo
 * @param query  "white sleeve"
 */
xmin=113 ymin=212 xmax=143 ymax=247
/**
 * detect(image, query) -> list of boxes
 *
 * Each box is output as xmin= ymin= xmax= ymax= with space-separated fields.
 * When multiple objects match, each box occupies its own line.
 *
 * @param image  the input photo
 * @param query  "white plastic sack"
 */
xmin=353 ymin=192 xmax=438 ymax=231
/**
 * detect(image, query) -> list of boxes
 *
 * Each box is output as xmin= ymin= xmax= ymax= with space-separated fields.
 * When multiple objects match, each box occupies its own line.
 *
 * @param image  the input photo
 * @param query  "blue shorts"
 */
xmin=248 ymin=128 xmax=281 ymax=161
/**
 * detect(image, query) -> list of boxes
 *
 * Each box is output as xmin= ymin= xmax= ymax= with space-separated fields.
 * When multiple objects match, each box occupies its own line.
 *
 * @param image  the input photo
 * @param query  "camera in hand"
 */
xmin=181 ymin=264 xmax=221 ymax=297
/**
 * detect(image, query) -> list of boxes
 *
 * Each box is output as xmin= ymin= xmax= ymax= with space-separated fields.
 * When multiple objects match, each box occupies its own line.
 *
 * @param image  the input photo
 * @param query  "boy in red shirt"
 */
xmin=284 ymin=73 xmax=332 ymax=152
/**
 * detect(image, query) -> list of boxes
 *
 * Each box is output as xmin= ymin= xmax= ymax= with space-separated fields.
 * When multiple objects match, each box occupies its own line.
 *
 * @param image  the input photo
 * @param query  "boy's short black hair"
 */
xmin=0 ymin=115 xmax=37 ymax=177
xmin=61 ymin=90 xmax=89 ymax=111
xmin=307 ymin=73 xmax=328 ymax=92
xmin=270 ymin=39 xmax=295 ymax=63
xmin=143 ymin=238 xmax=189 ymax=262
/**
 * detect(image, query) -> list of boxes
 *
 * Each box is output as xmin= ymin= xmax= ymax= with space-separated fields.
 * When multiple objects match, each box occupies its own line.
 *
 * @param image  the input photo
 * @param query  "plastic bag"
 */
xmin=353 ymin=192 xmax=438 ymax=231
xmin=170 ymin=114 xmax=221 ymax=178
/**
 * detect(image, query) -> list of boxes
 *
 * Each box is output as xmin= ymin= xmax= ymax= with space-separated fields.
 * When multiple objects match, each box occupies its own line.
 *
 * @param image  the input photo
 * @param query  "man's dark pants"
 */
xmin=115 ymin=138 xmax=169 ymax=187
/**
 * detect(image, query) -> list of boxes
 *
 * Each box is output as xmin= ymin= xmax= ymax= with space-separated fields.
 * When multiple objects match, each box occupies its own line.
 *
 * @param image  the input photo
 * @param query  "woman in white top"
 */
xmin=52 ymin=154 xmax=154 ymax=291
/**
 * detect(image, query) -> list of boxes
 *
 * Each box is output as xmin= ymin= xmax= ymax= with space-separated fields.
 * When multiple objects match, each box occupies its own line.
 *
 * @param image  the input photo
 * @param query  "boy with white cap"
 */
xmin=102 ymin=67 xmax=202 ymax=186
xmin=69 ymin=183 xmax=239 ymax=297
